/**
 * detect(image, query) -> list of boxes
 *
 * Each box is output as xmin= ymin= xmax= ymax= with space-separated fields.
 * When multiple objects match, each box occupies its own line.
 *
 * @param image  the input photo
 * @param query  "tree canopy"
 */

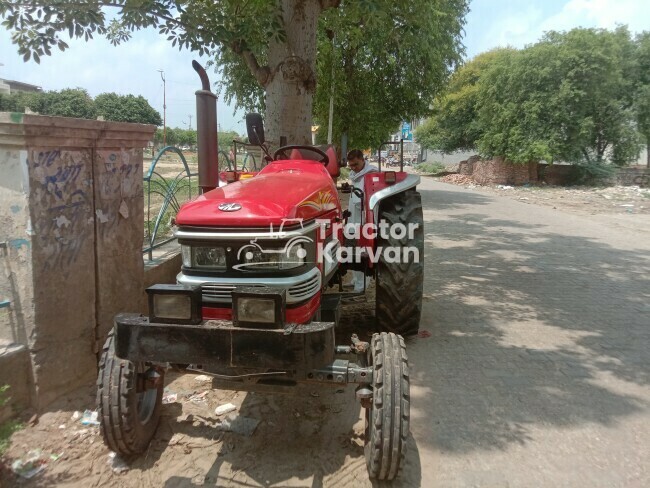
xmin=0 ymin=88 xmax=162 ymax=124
xmin=634 ymin=32 xmax=650 ymax=166
xmin=417 ymin=26 xmax=646 ymax=167
xmin=1 ymin=0 xmax=468 ymax=146
xmin=310 ymin=0 xmax=467 ymax=149
xmin=95 ymin=92 xmax=163 ymax=125
xmin=28 ymin=88 xmax=96 ymax=119
xmin=414 ymin=48 xmax=514 ymax=153
xmin=479 ymin=27 xmax=639 ymax=166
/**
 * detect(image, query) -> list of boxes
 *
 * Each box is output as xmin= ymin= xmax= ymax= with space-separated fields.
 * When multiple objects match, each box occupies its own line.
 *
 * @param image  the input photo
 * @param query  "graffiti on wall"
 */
xmin=95 ymin=149 xmax=141 ymax=239
xmin=26 ymin=148 xmax=143 ymax=270
xmin=29 ymin=149 xmax=93 ymax=272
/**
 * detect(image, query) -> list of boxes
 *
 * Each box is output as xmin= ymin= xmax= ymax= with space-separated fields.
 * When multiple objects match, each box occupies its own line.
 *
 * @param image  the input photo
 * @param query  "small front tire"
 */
xmin=96 ymin=331 xmax=163 ymax=457
xmin=365 ymin=332 xmax=410 ymax=480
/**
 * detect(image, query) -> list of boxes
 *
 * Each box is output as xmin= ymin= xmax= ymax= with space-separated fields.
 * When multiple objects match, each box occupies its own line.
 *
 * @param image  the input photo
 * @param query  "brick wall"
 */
xmin=472 ymin=157 xmax=538 ymax=185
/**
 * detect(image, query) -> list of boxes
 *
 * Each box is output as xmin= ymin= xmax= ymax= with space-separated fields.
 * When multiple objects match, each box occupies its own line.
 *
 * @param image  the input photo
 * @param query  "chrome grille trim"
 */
xmin=175 ymin=221 xmax=319 ymax=241
xmin=177 ymin=267 xmax=322 ymax=305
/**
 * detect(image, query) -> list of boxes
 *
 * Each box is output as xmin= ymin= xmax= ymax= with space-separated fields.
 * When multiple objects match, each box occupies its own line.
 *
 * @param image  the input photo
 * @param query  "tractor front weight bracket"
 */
xmin=305 ymin=358 xmax=373 ymax=385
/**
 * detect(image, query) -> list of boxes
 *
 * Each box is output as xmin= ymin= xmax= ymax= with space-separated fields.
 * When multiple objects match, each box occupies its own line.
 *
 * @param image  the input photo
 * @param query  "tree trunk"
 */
xmin=264 ymin=0 xmax=321 ymax=146
xmin=646 ymin=135 xmax=650 ymax=168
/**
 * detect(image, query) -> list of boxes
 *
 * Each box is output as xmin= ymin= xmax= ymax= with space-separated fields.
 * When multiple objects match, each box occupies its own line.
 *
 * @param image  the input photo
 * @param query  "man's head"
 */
xmin=347 ymin=149 xmax=365 ymax=172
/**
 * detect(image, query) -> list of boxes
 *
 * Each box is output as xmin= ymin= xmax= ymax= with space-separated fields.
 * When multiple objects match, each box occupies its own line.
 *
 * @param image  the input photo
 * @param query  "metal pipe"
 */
xmin=192 ymin=61 xmax=219 ymax=193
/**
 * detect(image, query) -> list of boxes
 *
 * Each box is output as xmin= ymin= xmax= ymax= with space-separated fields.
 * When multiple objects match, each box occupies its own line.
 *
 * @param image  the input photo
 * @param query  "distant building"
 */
xmin=0 ymin=78 xmax=42 ymax=95
xmin=386 ymin=119 xmax=423 ymax=159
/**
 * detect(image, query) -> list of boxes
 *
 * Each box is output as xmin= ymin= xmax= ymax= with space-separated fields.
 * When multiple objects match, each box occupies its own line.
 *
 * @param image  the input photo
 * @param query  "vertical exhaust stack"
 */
xmin=192 ymin=60 xmax=219 ymax=193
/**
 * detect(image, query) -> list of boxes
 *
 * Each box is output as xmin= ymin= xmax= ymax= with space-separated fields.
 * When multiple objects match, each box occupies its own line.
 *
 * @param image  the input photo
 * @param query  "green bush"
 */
xmin=416 ymin=162 xmax=446 ymax=174
xmin=0 ymin=385 xmax=23 ymax=455
xmin=570 ymin=161 xmax=617 ymax=185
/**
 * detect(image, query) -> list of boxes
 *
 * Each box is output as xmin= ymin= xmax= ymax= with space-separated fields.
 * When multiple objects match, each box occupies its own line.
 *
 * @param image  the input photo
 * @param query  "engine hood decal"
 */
xmin=298 ymin=190 xmax=336 ymax=212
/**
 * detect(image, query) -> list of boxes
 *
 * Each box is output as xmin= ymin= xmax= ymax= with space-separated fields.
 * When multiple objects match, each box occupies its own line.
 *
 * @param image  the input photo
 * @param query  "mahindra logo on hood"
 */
xmin=218 ymin=202 xmax=242 ymax=212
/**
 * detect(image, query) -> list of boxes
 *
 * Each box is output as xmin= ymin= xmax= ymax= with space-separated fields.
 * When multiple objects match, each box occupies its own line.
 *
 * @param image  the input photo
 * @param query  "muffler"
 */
xmin=192 ymin=60 xmax=219 ymax=193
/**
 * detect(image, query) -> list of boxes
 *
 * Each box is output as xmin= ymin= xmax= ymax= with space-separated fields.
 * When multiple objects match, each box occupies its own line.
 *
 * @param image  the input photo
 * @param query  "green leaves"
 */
xmin=420 ymin=27 xmax=646 ymax=167
xmin=313 ymin=0 xmax=469 ymax=149
xmin=416 ymin=48 xmax=513 ymax=153
xmin=1 ymin=88 xmax=162 ymax=124
xmin=95 ymin=92 xmax=163 ymax=125
xmin=2 ymin=0 xmax=469 ymax=145
xmin=478 ymin=27 xmax=640 ymax=166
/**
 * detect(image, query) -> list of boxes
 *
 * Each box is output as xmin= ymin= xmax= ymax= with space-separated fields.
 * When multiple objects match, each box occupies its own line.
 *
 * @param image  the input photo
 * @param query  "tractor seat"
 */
xmin=289 ymin=145 xmax=340 ymax=178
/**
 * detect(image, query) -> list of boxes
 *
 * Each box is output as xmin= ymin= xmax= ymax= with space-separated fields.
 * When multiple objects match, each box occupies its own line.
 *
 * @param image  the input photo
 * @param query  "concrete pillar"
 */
xmin=0 ymin=113 xmax=154 ymax=408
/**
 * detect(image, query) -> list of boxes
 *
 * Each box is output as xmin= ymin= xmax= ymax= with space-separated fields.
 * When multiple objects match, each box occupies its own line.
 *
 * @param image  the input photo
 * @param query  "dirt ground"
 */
xmin=0 ymin=291 xmax=379 ymax=488
xmin=435 ymin=174 xmax=650 ymax=216
xmin=0 ymin=371 xmax=368 ymax=487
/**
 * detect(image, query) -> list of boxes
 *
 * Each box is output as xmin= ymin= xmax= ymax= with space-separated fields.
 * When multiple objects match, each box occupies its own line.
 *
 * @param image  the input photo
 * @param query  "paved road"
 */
xmin=403 ymin=179 xmax=650 ymax=487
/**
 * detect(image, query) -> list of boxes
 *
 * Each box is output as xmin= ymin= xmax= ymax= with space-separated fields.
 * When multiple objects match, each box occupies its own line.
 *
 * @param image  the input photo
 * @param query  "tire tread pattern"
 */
xmin=96 ymin=331 xmax=162 ymax=457
xmin=365 ymin=332 xmax=410 ymax=480
xmin=375 ymin=190 xmax=424 ymax=336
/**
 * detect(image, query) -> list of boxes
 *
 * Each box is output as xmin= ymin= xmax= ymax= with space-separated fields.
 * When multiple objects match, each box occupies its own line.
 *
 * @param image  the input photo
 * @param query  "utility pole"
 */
xmin=188 ymin=114 xmax=192 ymax=130
xmin=157 ymin=69 xmax=166 ymax=146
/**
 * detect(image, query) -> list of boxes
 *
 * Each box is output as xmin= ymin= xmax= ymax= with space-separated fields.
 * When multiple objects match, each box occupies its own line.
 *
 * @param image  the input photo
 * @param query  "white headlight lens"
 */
xmin=193 ymin=246 xmax=227 ymax=269
xmin=237 ymin=298 xmax=276 ymax=323
xmin=153 ymin=294 xmax=192 ymax=320
xmin=181 ymin=245 xmax=192 ymax=267
xmin=240 ymin=244 xmax=304 ymax=270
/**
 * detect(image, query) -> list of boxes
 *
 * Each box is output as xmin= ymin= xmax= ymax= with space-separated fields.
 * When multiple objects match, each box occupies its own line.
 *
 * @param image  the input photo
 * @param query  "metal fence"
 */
xmin=143 ymin=146 xmax=197 ymax=261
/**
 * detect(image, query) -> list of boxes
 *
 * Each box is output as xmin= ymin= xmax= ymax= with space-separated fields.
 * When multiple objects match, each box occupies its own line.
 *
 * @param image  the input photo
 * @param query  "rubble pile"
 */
xmin=439 ymin=174 xmax=475 ymax=185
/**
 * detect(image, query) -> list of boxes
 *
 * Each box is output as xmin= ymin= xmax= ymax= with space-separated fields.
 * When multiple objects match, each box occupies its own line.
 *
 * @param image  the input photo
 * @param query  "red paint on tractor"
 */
xmin=177 ymin=161 xmax=339 ymax=227
xmin=202 ymin=292 xmax=322 ymax=325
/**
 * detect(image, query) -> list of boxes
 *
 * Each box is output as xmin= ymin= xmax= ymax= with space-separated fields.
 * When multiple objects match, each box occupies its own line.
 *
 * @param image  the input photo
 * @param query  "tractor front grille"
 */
xmin=202 ymin=283 xmax=264 ymax=303
xmin=177 ymin=268 xmax=322 ymax=305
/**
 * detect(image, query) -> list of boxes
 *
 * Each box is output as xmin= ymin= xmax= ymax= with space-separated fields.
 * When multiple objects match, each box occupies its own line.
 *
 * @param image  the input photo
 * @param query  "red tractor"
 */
xmin=97 ymin=62 xmax=423 ymax=481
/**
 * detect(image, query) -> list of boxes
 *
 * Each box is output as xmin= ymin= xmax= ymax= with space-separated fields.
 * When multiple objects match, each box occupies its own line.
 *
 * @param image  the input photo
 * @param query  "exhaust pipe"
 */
xmin=192 ymin=60 xmax=219 ymax=193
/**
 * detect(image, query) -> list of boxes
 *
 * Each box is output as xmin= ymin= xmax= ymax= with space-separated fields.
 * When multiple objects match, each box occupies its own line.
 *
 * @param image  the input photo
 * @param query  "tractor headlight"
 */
xmin=146 ymin=284 xmax=202 ymax=324
xmin=237 ymin=298 xmax=276 ymax=324
xmin=181 ymin=245 xmax=192 ymax=267
xmin=181 ymin=245 xmax=227 ymax=270
xmin=240 ymin=244 xmax=305 ymax=270
xmin=232 ymin=287 xmax=286 ymax=328
xmin=282 ymin=244 xmax=306 ymax=269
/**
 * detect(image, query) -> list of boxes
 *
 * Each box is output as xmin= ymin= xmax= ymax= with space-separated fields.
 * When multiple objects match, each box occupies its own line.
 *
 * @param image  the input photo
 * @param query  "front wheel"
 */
xmin=365 ymin=332 xmax=410 ymax=481
xmin=96 ymin=331 xmax=163 ymax=457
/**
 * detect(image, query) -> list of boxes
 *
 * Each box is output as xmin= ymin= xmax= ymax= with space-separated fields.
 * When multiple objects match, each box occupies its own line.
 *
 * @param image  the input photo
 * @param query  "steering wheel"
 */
xmin=273 ymin=145 xmax=329 ymax=165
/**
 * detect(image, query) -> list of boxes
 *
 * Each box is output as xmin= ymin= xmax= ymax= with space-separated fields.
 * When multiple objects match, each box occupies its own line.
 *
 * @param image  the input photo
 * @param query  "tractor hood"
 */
xmin=175 ymin=161 xmax=339 ymax=227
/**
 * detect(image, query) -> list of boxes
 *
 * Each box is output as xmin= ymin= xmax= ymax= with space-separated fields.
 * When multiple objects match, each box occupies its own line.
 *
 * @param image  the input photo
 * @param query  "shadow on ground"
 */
xmin=408 ymin=186 xmax=650 ymax=454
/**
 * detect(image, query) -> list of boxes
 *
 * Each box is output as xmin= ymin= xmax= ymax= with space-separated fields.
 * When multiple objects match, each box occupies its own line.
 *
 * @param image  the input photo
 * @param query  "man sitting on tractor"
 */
xmin=346 ymin=149 xmax=378 ymax=292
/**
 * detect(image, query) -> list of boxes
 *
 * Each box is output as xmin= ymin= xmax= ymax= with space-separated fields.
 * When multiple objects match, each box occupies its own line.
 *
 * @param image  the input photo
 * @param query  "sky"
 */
xmin=1 ymin=0 xmax=649 ymax=134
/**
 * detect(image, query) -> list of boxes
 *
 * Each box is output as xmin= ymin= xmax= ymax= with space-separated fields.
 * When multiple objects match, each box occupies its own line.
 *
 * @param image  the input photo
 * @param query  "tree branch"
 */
xmin=232 ymin=40 xmax=271 ymax=87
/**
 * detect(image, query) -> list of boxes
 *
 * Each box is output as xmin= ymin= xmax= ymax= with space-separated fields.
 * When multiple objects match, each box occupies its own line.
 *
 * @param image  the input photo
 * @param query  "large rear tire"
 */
xmin=96 ymin=331 xmax=163 ymax=457
xmin=375 ymin=189 xmax=424 ymax=335
xmin=365 ymin=332 xmax=410 ymax=480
